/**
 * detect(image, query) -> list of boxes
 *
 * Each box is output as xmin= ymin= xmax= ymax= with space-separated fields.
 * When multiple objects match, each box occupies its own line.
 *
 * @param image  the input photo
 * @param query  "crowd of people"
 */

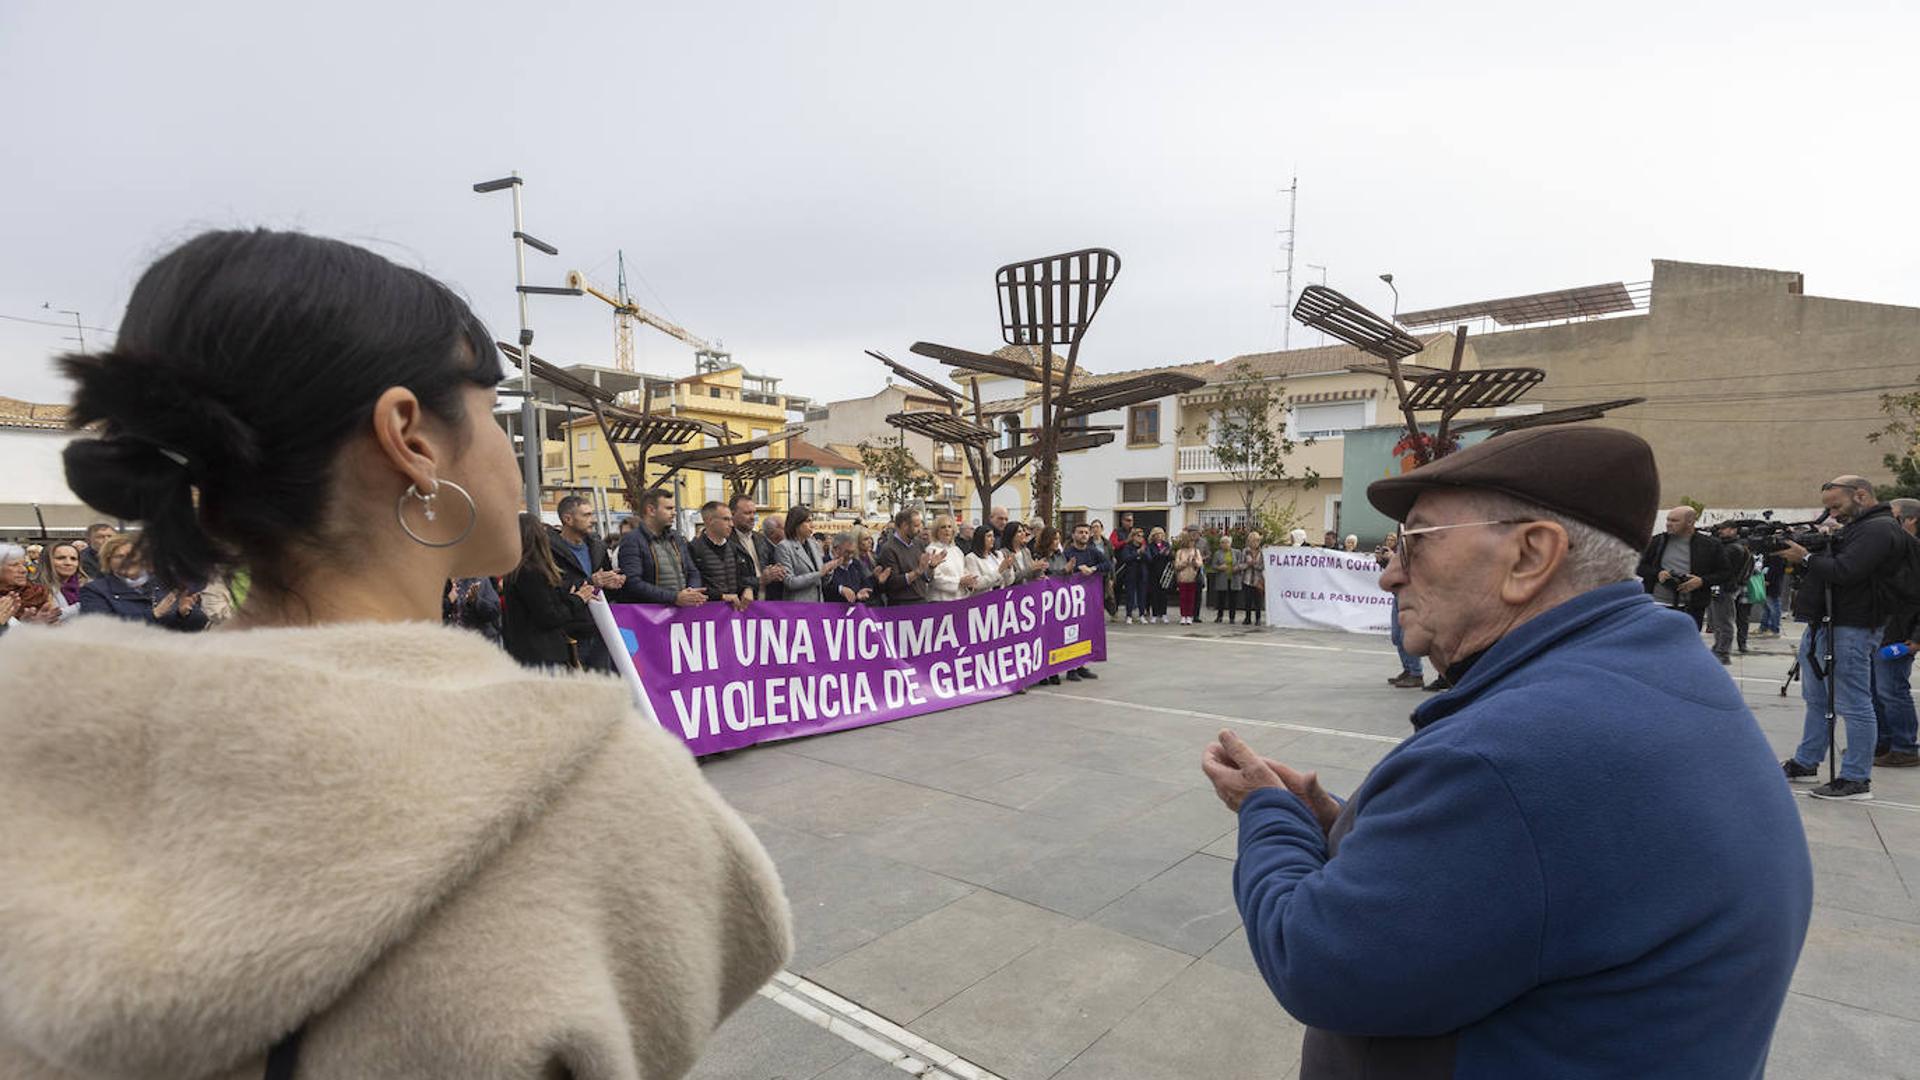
xmin=0 ymin=522 xmax=245 ymax=635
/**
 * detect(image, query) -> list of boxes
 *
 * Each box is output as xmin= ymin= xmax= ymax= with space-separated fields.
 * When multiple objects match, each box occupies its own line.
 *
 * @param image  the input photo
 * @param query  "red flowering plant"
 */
xmin=1392 ymin=429 xmax=1460 ymax=466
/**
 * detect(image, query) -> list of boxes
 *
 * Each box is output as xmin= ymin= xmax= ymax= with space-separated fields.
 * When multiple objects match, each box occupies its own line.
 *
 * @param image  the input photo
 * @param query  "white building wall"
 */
xmin=1057 ymin=393 xmax=1181 ymax=531
xmin=0 ymin=426 xmax=97 ymax=534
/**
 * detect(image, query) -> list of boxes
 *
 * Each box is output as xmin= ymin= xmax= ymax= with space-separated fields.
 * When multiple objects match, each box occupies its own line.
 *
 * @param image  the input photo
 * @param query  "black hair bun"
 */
xmin=60 ymin=348 xmax=255 ymax=586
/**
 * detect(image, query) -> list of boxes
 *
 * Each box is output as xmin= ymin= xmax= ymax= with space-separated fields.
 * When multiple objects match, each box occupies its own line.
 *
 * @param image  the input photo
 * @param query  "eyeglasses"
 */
xmin=1393 ymin=518 xmax=1535 ymax=571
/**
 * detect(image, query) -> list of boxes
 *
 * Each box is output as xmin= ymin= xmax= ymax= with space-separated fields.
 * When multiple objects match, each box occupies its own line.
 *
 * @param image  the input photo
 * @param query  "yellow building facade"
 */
xmin=541 ymin=364 xmax=808 ymax=519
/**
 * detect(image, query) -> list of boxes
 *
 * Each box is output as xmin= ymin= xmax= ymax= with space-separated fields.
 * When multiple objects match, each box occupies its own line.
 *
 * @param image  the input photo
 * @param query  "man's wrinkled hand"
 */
xmin=1201 ymin=729 xmax=1284 ymax=812
xmin=1262 ymin=756 xmax=1341 ymax=835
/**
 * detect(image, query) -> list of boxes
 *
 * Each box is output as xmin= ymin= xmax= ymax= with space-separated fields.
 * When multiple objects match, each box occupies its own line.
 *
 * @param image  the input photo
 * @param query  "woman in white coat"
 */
xmin=963 ymin=523 xmax=1015 ymax=595
xmin=923 ymin=514 xmax=972 ymax=601
xmin=0 ymin=229 xmax=790 ymax=1080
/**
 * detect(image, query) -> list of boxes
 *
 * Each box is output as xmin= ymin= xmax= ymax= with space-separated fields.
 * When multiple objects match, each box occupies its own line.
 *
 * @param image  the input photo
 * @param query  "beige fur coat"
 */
xmin=0 ymin=617 xmax=791 ymax=1080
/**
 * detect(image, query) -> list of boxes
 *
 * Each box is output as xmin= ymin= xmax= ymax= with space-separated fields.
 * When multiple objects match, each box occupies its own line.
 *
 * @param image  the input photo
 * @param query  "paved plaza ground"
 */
xmin=688 ymin=616 xmax=1920 ymax=1080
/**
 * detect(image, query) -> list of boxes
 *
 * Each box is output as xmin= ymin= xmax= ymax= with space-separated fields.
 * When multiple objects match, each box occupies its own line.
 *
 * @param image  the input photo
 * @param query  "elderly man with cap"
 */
xmin=1202 ymin=426 xmax=1811 ymax=1080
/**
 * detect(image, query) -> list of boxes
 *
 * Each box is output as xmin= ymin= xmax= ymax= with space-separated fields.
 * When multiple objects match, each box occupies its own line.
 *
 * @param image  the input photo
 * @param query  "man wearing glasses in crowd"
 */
xmin=1202 ymin=426 xmax=1811 ymax=1079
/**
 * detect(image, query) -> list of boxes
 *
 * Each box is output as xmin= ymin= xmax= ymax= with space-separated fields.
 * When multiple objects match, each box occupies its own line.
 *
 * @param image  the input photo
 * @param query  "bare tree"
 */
xmin=857 ymin=434 xmax=937 ymax=515
xmin=1190 ymin=360 xmax=1319 ymax=530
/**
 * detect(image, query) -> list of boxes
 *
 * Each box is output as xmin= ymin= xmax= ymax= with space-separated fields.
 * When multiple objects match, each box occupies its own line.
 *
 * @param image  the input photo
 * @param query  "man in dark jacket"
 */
xmin=1873 ymin=498 xmax=1920 ymax=767
xmin=1781 ymin=476 xmax=1914 ymax=798
xmin=730 ymin=494 xmax=786 ymax=601
xmin=689 ymin=500 xmax=756 ymax=610
xmin=1707 ymin=520 xmax=1754 ymax=663
xmin=614 ymin=488 xmax=706 ymax=608
xmin=1204 ymin=426 xmax=1811 ymax=1080
xmin=550 ymin=495 xmax=625 ymax=672
xmin=1635 ymin=505 xmax=1733 ymax=629
xmin=76 ymin=523 xmax=115 ymax=580
xmin=875 ymin=508 xmax=939 ymax=605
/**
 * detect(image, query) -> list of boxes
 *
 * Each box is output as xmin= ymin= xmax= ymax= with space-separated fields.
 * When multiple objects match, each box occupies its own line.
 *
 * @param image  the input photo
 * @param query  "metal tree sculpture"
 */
xmin=1291 ymin=285 xmax=1542 ymax=466
xmin=869 ymin=349 xmax=1028 ymax=523
xmin=996 ymin=249 xmax=1121 ymax=523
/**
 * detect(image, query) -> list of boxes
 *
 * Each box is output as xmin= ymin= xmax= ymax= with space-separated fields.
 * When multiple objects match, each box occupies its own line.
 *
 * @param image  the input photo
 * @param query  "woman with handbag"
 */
xmin=1174 ymin=534 xmax=1206 ymax=625
xmin=0 ymin=229 xmax=789 ymax=1080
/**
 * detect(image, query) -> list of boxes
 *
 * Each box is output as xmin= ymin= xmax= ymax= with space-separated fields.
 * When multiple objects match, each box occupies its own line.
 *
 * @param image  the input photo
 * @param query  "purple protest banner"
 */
xmin=602 ymin=576 xmax=1107 ymax=755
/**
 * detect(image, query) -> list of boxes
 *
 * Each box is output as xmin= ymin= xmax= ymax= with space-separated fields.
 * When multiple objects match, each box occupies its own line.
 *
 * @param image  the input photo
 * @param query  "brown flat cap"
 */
xmin=1367 ymin=426 xmax=1659 ymax=550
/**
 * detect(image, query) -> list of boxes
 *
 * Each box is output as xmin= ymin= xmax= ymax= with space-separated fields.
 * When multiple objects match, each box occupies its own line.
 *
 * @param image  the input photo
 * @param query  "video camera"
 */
xmin=1718 ymin=517 xmax=1831 ymax=557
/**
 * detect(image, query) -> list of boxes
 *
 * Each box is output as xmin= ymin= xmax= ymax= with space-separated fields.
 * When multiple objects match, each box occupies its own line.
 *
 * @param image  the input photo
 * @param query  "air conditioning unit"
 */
xmin=1178 ymin=483 xmax=1207 ymax=503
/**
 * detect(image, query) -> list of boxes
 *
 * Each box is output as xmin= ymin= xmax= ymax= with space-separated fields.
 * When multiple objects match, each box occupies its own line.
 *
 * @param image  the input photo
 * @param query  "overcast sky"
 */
xmin=4 ymin=1 xmax=1916 ymax=407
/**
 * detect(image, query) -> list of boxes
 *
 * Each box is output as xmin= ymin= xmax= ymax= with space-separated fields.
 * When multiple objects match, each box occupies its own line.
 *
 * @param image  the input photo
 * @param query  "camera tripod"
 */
xmin=1777 ymin=583 xmax=1840 ymax=783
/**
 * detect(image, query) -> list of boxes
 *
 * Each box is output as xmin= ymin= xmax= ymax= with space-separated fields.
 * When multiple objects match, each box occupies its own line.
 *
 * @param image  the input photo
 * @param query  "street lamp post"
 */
xmin=472 ymin=173 xmax=578 ymax=517
xmin=1379 ymin=273 xmax=1399 ymax=323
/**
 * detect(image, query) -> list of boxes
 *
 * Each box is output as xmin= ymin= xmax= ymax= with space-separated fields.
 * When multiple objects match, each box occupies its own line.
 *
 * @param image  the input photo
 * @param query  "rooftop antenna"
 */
xmin=1274 ymin=175 xmax=1298 ymax=349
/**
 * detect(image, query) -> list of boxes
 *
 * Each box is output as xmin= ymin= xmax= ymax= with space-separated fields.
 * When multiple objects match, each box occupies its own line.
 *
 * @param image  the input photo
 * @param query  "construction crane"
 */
xmin=566 ymin=252 xmax=730 ymax=374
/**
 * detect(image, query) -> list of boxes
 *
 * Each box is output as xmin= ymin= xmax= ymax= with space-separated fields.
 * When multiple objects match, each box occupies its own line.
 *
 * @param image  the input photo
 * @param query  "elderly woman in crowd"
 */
xmin=1343 ymin=534 xmax=1360 ymax=552
xmin=76 ymin=534 xmax=208 ymax=631
xmin=923 ymin=514 xmax=973 ymax=601
xmin=776 ymin=506 xmax=843 ymax=603
xmin=1239 ymin=528 xmax=1267 ymax=626
xmin=1209 ymin=530 xmax=1243 ymax=624
xmin=0 ymin=544 xmax=61 ymax=633
xmin=825 ymin=531 xmax=876 ymax=604
xmin=1144 ymin=526 xmax=1174 ymax=623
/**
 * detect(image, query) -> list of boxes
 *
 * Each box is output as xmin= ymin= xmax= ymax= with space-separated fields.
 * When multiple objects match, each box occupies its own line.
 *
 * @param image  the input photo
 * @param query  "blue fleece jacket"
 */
xmin=1234 ymin=581 xmax=1812 ymax=1079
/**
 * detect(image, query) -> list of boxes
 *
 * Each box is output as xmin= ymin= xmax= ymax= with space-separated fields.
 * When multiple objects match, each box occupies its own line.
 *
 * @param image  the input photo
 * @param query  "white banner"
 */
xmin=1262 ymin=547 xmax=1395 ymax=635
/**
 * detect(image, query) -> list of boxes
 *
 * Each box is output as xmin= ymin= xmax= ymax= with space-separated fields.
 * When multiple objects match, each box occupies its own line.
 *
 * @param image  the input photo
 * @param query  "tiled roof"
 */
xmin=1209 ymin=333 xmax=1455 ymax=381
xmin=0 ymin=397 xmax=70 ymax=430
xmin=788 ymin=438 xmax=862 ymax=470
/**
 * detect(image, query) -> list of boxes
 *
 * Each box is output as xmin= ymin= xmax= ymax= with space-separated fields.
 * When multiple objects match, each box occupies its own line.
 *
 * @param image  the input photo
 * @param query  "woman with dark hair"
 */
xmin=502 ymin=514 xmax=596 ymax=668
xmin=1001 ymin=521 xmax=1045 ymax=584
xmin=0 ymin=230 xmax=788 ymax=1080
xmin=775 ymin=504 xmax=841 ymax=603
xmin=963 ymin=523 xmax=1013 ymax=596
xmin=1118 ymin=527 xmax=1151 ymax=624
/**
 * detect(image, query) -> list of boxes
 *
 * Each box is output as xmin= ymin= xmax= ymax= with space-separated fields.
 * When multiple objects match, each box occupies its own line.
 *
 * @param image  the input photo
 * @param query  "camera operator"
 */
xmin=1872 ymin=498 xmax=1920 ymax=768
xmin=1636 ymin=506 xmax=1733 ymax=631
xmin=1778 ymin=476 xmax=1910 ymax=800
xmin=1707 ymin=521 xmax=1754 ymax=664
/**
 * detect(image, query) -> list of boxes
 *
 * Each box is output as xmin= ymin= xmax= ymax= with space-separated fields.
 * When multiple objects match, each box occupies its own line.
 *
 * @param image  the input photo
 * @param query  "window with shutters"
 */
xmin=1291 ymin=401 xmax=1367 ymax=439
xmin=1127 ymin=404 xmax=1160 ymax=445
xmin=1118 ymin=478 xmax=1169 ymax=504
xmin=835 ymin=479 xmax=854 ymax=509
xmin=796 ymin=475 xmax=815 ymax=507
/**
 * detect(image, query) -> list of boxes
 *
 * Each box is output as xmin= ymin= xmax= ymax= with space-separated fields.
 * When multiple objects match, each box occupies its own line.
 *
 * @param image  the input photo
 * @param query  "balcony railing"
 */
xmin=1177 ymin=445 xmax=1222 ymax=474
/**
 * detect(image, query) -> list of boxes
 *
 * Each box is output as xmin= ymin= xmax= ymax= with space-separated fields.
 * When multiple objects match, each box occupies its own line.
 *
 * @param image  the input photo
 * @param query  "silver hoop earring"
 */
xmin=397 ymin=479 xmax=478 ymax=548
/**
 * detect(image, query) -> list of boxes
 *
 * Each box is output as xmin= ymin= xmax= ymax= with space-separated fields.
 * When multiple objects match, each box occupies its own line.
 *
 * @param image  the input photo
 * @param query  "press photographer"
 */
xmin=1708 ymin=520 xmax=1755 ymax=663
xmin=1636 ymin=505 xmax=1734 ymax=630
xmin=1776 ymin=476 xmax=1913 ymax=800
